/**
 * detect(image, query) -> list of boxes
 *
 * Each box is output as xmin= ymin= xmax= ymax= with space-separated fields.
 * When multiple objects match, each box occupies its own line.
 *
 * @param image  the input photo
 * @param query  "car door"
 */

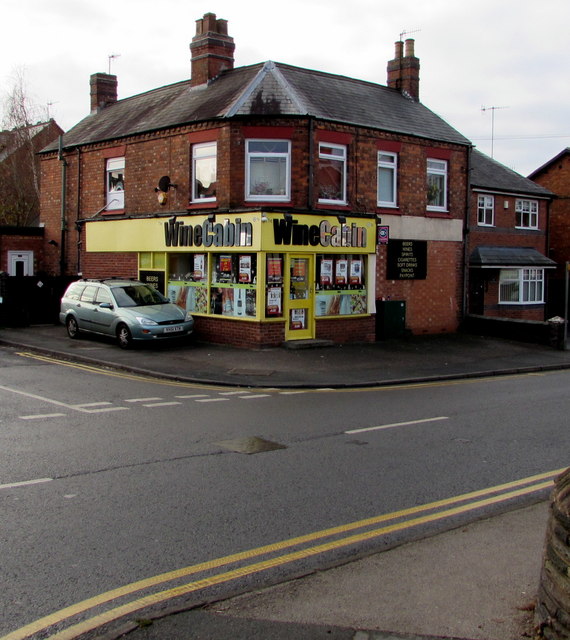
xmin=76 ymin=284 xmax=99 ymax=331
xmin=90 ymin=286 xmax=116 ymax=335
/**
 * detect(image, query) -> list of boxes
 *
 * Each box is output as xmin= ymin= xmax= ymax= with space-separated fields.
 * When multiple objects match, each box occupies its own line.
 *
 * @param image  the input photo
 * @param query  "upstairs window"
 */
xmin=377 ymin=152 xmax=398 ymax=207
xmin=192 ymin=142 xmax=217 ymax=202
xmin=477 ymin=194 xmax=494 ymax=226
xmin=318 ymin=143 xmax=347 ymax=204
xmin=516 ymin=199 xmax=538 ymax=229
xmin=106 ymin=157 xmax=124 ymax=210
xmin=426 ymin=158 xmax=447 ymax=211
xmin=246 ymin=140 xmax=290 ymax=201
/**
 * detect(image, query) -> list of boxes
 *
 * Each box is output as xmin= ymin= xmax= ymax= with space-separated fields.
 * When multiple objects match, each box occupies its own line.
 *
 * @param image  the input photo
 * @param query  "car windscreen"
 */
xmin=112 ymin=285 xmax=168 ymax=307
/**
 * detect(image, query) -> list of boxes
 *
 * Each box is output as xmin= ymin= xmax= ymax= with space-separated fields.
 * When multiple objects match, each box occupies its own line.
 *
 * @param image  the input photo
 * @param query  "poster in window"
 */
xmin=350 ymin=259 xmax=362 ymax=285
xmin=267 ymin=256 xmax=283 ymax=283
xmin=290 ymin=308 xmax=306 ymax=330
xmin=266 ymin=287 xmax=282 ymax=315
xmin=291 ymin=258 xmax=306 ymax=281
xmin=222 ymin=288 xmax=234 ymax=315
xmin=193 ymin=254 xmax=205 ymax=281
xmin=335 ymin=259 xmax=348 ymax=285
xmin=320 ymin=258 xmax=333 ymax=286
xmin=220 ymin=255 xmax=232 ymax=273
xmin=239 ymin=255 xmax=252 ymax=283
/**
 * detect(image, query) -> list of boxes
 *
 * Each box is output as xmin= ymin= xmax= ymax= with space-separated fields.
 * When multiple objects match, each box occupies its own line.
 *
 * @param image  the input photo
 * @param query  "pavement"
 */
xmin=1 ymin=324 xmax=569 ymax=640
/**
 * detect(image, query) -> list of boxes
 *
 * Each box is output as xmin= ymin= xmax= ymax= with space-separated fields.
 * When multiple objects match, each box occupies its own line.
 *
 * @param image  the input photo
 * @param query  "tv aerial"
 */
xmin=481 ymin=105 xmax=509 ymax=158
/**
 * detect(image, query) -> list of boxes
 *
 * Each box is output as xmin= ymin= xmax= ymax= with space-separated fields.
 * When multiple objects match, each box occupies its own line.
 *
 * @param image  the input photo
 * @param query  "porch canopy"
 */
xmin=469 ymin=246 xmax=557 ymax=268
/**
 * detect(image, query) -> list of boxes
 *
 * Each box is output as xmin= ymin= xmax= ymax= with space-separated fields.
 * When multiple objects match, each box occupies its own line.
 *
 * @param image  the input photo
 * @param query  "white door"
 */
xmin=8 ymin=251 xmax=33 ymax=276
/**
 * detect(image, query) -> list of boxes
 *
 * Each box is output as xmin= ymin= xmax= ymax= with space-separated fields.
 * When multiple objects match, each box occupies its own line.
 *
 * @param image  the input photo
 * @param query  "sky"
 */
xmin=1 ymin=0 xmax=569 ymax=177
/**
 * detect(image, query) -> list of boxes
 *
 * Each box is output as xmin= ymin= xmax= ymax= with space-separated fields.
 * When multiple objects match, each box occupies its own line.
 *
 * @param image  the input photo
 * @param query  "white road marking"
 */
xmin=143 ymin=402 xmax=183 ymax=407
xmin=279 ymin=391 xmax=306 ymax=395
xmin=124 ymin=397 xmax=163 ymax=403
xmin=346 ymin=416 xmax=449 ymax=434
xmin=20 ymin=413 xmax=66 ymax=420
xmin=84 ymin=407 xmax=129 ymax=413
xmin=195 ymin=398 xmax=229 ymax=403
xmin=174 ymin=394 xmax=210 ymax=399
xmin=71 ymin=402 xmax=113 ymax=408
xmin=239 ymin=394 xmax=271 ymax=400
xmin=0 ymin=477 xmax=53 ymax=490
xmin=219 ymin=391 xmax=247 ymax=396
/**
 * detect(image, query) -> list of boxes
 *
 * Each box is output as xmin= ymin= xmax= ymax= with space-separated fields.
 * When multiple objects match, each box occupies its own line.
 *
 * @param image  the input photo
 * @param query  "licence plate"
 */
xmin=163 ymin=325 xmax=184 ymax=334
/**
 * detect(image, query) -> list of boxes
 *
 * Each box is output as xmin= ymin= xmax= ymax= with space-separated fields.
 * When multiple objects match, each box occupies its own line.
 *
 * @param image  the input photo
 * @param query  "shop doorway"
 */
xmin=285 ymin=255 xmax=315 ymax=340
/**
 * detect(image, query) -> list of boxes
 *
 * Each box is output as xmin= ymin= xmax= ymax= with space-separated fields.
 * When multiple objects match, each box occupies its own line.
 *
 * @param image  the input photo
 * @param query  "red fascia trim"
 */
xmin=102 ymin=145 xmax=126 ymax=158
xmin=242 ymin=126 xmax=295 ymax=139
xmin=188 ymin=130 xmax=219 ymax=143
xmin=425 ymin=147 xmax=452 ymax=160
xmin=187 ymin=202 xmax=217 ymax=210
xmin=316 ymin=131 xmax=353 ymax=145
xmin=376 ymin=140 xmax=402 ymax=153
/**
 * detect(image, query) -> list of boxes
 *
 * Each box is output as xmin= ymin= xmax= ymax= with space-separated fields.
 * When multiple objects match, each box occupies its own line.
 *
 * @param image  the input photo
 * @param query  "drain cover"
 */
xmin=216 ymin=436 xmax=286 ymax=454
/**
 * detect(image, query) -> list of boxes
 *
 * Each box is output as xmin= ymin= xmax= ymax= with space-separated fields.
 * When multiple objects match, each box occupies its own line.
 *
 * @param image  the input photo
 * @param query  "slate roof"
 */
xmin=528 ymin=147 xmax=570 ymax=179
xmin=42 ymin=61 xmax=471 ymax=153
xmin=469 ymin=246 xmax=556 ymax=268
xmin=470 ymin=148 xmax=553 ymax=198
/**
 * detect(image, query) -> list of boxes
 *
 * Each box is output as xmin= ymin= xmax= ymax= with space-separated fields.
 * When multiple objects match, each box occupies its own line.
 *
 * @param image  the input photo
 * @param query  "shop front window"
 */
xmin=210 ymin=254 xmax=257 ymax=317
xmin=315 ymin=254 xmax=366 ymax=316
xmin=167 ymin=254 xmax=209 ymax=314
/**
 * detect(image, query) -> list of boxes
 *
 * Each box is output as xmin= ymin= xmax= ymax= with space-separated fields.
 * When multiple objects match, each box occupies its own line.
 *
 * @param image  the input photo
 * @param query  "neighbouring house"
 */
xmin=529 ymin=148 xmax=570 ymax=317
xmin=38 ymin=12 xmax=472 ymax=348
xmin=467 ymin=149 xmax=556 ymax=324
xmin=0 ymin=119 xmax=63 ymax=227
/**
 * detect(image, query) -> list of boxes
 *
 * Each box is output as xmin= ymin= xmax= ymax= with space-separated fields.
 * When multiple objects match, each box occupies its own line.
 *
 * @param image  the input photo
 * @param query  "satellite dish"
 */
xmin=157 ymin=176 xmax=172 ymax=193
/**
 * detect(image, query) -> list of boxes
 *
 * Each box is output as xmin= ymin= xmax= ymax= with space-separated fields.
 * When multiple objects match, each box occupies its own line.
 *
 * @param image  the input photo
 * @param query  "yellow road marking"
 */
xmin=16 ymin=351 xmax=551 ymax=394
xmin=2 ymin=467 xmax=562 ymax=640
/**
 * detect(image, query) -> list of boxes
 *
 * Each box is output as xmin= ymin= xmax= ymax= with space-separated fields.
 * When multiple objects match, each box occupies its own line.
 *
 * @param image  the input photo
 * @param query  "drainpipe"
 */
xmin=58 ymin=135 xmax=68 ymax=276
xmin=76 ymin=148 xmax=82 ymax=275
xmin=308 ymin=116 xmax=314 ymax=209
xmin=462 ymin=145 xmax=473 ymax=323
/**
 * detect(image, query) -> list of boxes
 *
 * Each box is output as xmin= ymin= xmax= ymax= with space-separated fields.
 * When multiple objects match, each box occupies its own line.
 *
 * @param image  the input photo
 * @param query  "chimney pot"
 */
xmin=404 ymin=38 xmax=415 ymax=57
xmin=386 ymin=38 xmax=420 ymax=101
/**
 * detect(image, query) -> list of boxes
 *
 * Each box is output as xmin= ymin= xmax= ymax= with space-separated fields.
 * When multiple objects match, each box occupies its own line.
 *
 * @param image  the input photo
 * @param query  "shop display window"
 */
xmin=210 ymin=254 xmax=257 ymax=317
xmin=315 ymin=254 xmax=366 ymax=316
xmin=265 ymin=253 xmax=284 ymax=318
xmin=167 ymin=254 xmax=209 ymax=314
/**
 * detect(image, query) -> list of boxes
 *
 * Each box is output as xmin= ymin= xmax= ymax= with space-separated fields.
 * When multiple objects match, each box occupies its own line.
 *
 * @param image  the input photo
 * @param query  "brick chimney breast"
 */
xmin=387 ymin=39 xmax=420 ymax=101
xmin=190 ymin=12 xmax=235 ymax=87
xmin=90 ymin=73 xmax=118 ymax=113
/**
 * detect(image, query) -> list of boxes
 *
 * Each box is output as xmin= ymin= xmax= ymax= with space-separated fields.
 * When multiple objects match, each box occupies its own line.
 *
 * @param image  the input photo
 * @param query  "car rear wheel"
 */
xmin=66 ymin=316 xmax=80 ymax=339
xmin=116 ymin=324 xmax=133 ymax=349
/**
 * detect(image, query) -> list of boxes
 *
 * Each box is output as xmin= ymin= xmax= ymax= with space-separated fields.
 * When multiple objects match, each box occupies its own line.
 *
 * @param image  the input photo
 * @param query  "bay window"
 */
xmin=246 ymin=140 xmax=290 ymax=201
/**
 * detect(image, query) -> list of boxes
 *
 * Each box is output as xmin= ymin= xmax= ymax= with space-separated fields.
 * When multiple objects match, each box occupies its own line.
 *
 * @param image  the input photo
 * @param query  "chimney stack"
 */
xmin=90 ymin=73 xmax=118 ymax=113
xmin=190 ymin=12 xmax=235 ymax=87
xmin=387 ymin=39 xmax=420 ymax=101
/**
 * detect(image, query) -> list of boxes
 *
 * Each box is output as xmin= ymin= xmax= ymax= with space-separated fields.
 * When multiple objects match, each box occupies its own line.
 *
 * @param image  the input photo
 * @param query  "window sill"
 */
xmin=426 ymin=210 xmax=452 ymax=218
xmin=102 ymin=208 xmax=125 ymax=216
xmin=244 ymin=199 xmax=292 ymax=206
xmin=187 ymin=201 xmax=217 ymax=210
xmin=316 ymin=202 xmax=350 ymax=211
xmin=376 ymin=205 xmax=400 ymax=213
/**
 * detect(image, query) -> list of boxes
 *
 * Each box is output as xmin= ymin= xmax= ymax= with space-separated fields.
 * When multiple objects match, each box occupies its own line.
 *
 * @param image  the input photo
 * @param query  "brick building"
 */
xmin=467 ymin=149 xmax=555 ymax=321
xmin=39 ymin=12 xmax=471 ymax=348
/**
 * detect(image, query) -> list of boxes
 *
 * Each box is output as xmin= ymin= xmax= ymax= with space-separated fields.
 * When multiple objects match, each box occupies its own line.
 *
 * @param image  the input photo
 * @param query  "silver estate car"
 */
xmin=60 ymin=279 xmax=194 ymax=348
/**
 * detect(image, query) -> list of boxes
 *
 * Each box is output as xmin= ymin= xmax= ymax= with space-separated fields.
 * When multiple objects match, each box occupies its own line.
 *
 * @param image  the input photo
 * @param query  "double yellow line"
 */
xmin=2 ymin=468 xmax=562 ymax=640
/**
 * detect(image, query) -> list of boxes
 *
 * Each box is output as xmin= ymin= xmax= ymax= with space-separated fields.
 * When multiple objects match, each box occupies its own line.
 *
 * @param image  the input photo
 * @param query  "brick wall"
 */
xmin=377 ymin=241 xmax=463 ymax=334
xmin=194 ymin=316 xmax=286 ymax=348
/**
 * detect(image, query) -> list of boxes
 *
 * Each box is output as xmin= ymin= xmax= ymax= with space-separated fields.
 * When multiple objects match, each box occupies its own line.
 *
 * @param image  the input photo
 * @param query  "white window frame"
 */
xmin=426 ymin=158 xmax=448 ymax=211
xmin=477 ymin=194 xmax=494 ymax=226
xmin=499 ymin=268 xmax=544 ymax=304
xmin=245 ymin=139 xmax=291 ymax=202
xmin=318 ymin=143 xmax=347 ymax=205
xmin=377 ymin=152 xmax=398 ymax=207
xmin=192 ymin=142 xmax=217 ymax=203
xmin=515 ymin=199 xmax=539 ymax=229
xmin=106 ymin=157 xmax=125 ymax=210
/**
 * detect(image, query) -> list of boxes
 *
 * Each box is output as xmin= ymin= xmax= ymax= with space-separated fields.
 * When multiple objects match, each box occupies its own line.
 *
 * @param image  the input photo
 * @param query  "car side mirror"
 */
xmin=99 ymin=302 xmax=114 ymax=310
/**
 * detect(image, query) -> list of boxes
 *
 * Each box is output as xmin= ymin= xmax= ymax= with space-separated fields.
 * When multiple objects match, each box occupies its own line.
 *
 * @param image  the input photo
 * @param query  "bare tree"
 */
xmin=0 ymin=69 xmax=56 ymax=226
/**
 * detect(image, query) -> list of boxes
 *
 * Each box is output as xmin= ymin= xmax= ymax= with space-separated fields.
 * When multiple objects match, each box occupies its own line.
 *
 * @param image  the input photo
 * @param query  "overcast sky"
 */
xmin=2 ymin=0 xmax=568 ymax=177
